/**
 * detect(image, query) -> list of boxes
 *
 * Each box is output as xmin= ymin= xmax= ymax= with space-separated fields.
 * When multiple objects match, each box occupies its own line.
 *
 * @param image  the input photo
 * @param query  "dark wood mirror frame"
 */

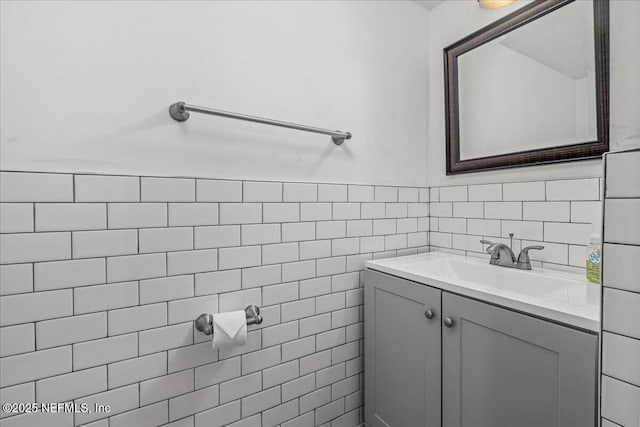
xmin=444 ymin=0 xmax=609 ymax=175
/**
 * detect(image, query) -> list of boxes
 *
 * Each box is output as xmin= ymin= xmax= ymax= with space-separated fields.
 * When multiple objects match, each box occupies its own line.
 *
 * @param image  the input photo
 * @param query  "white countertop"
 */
xmin=365 ymin=251 xmax=600 ymax=332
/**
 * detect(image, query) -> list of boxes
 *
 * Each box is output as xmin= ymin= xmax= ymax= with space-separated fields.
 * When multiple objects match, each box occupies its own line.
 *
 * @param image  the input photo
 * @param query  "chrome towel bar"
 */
xmin=169 ymin=101 xmax=352 ymax=145
xmin=195 ymin=305 xmax=263 ymax=336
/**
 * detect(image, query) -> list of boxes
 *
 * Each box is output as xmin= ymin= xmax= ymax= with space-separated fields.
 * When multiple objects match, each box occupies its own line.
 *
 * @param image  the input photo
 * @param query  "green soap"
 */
xmin=586 ymin=260 xmax=600 ymax=284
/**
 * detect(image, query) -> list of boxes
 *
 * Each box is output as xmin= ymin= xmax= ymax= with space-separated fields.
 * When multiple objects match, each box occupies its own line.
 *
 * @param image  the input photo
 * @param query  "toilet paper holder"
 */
xmin=195 ymin=305 xmax=263 ymax=336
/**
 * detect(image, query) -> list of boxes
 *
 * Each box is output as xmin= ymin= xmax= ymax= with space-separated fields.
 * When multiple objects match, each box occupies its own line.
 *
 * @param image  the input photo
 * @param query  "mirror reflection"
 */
xmin=458 ymin=1 xmax=596 ymax=160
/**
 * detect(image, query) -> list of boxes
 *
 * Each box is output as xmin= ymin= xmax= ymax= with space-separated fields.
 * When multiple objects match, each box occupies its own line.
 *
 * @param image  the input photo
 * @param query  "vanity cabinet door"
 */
xmin=364 ymin=271 xmax=442 ymax=427
xmin=441 ymin=292 xmax=598 ymax=427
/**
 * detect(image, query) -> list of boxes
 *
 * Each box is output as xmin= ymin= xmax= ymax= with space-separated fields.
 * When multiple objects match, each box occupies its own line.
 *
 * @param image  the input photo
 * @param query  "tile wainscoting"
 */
xmin=0 ymin=171 xmax=429 ymax=427
xmin=429 ymin=177 xmax=603 ymax=272
xmin=600 ymin=149 xmax=640 ymax=427
xmin=0 ymin=170 xmax=604 ymax=427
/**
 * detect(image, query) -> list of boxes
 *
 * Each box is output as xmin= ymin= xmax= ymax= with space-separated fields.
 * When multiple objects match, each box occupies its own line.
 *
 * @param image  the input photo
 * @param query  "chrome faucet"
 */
xmin=480 ymin=237 xmax=544 ymax=270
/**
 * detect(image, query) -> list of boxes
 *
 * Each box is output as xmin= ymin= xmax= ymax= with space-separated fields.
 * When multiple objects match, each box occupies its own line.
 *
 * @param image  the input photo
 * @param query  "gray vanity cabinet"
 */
xmin=364 ymin=270 xmax=442 ymax=427
xmin=364 ymin=270 xmax=599 ymax=427
xmin=442 ymin=292 xmax=598 ymax=427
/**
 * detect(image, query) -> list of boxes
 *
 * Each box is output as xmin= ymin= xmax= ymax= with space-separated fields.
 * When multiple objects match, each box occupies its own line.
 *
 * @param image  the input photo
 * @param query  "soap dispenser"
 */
xmin=586 ymin=224 xmax=601 ymax=284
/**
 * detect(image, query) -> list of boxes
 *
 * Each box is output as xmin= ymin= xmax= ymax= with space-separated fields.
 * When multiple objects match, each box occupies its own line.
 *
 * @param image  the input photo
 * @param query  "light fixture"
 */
xmin=478 ymin=0 xmax=516 ymax=9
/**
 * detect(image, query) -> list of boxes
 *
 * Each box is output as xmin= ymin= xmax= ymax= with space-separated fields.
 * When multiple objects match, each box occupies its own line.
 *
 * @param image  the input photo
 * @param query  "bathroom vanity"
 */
xmin=364 ymin=252 xmax=600 ymax=427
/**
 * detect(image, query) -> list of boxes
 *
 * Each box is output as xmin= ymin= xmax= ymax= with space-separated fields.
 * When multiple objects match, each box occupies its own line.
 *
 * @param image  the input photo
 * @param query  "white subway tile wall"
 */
xmin=0 ymin=171 xmax=429 ymax=427
xmin=428 ymin=177 xmax=602 ymax=271
xmin=0 ymin=171 xmax=608 ymax=426
xmin=601 ymin=149 xmax=640 ymax=427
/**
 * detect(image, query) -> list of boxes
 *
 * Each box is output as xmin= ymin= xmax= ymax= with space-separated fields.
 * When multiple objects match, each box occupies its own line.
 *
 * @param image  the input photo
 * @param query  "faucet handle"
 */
xmin=480 ymin=240 xmax=496 ymax=253
xmin=517 ymin=245 xmax=544 ymax=262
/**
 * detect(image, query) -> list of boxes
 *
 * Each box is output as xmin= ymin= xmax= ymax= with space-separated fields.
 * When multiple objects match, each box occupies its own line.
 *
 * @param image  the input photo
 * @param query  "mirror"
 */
xmin=444 ymin=0 xmax=609 ymax=174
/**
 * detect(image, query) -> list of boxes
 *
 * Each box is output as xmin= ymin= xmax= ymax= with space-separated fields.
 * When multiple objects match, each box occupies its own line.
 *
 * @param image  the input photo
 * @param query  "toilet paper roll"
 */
xmin=212 ymin=310 xmax=247 ymax=349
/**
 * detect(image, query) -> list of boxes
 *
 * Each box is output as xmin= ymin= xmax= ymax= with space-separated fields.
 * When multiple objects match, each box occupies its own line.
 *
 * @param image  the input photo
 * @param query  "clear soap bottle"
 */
xmin=586 ymin=225 xmax=601 ymax=284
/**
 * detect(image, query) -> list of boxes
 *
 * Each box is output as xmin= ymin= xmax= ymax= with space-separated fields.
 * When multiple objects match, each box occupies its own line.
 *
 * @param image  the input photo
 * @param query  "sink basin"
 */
xmin=408 ymin=258 xmax=574 ymax=297
xmin=365 ymin=251 xmax=600 ymax=331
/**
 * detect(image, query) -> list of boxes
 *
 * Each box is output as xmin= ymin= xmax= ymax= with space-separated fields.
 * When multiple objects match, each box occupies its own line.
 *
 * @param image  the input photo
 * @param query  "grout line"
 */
xmin=601 ymin=374 xmax=640 ymax=390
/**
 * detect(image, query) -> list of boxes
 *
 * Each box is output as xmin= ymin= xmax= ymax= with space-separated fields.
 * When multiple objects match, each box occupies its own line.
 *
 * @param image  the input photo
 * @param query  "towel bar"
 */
xmin=195 ymin=305 xmax=263 ymax=336
xmin=169 ymin=101 xmax=352 ymax=145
